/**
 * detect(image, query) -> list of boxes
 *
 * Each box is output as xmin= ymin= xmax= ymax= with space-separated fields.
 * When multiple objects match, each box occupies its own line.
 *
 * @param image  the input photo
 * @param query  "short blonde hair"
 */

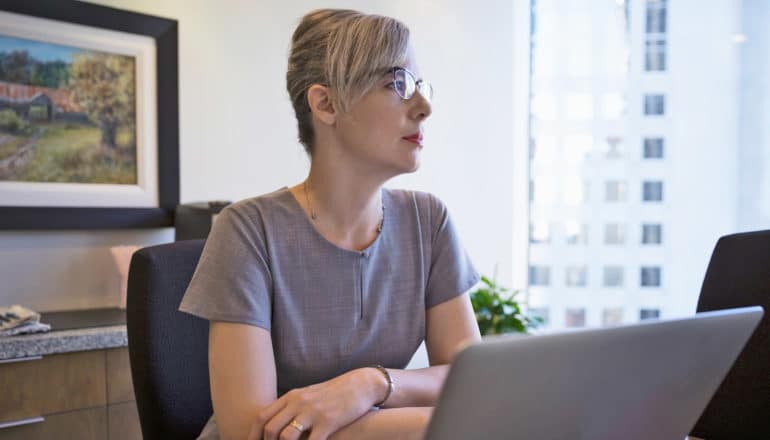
xmin=286 ymin=9 xmax=410 ymax=155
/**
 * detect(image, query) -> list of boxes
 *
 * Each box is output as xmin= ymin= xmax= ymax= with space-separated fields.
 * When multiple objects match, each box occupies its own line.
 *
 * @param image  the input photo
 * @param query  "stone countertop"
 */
xmin=0 ymin=324 xmax=127 ymax=360
xmin=0 ymin=308 xmax=128 ymax=360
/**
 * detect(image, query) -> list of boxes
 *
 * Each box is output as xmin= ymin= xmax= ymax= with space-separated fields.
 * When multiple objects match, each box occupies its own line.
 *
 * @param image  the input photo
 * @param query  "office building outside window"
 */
xmin=523 ymin=0 xmax=769 ymax=330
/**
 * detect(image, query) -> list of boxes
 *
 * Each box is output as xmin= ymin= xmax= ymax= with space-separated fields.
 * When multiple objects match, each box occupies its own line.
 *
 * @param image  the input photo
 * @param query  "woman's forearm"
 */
xmin=329 ymin=407 xmax=433 ymax=440
xmin=363 ymin=365 xmax=449 ymax=408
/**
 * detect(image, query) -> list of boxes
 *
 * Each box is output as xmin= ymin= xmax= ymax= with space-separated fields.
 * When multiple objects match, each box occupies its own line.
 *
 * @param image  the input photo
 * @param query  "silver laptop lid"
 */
xmin=425 ymin=306 xmax=763 ymax=440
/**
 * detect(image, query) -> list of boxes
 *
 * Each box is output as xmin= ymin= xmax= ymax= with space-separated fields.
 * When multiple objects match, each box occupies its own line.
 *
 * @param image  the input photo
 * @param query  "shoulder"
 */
xmin=385 ymin=188 xmax=447 ymax=215
xmin=212 ymin=187 xmax=297 ymax=237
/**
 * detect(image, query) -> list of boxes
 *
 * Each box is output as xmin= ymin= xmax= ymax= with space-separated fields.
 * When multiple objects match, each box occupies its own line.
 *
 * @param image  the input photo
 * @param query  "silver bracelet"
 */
xmin=370 ymin=364 xmax=394 ymax=408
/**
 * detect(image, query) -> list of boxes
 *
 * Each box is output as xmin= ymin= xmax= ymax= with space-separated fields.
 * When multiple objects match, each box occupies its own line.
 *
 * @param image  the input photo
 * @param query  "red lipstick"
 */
xmin=402 ymin=132 xmax=423 ymax=146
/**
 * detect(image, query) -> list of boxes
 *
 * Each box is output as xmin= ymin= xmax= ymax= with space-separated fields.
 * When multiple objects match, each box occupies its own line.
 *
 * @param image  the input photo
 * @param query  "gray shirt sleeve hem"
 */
xmin=178 ymin=306 xmax=272 ymax=331
xmin=425 ymin=270 xmax=481 ymax=310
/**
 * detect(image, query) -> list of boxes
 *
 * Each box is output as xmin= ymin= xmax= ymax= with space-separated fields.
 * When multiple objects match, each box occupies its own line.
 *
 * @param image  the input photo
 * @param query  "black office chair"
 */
xmin=690 ymin=230 xmax=770 ymax=440
xmin=126 ymin=239 xmax=212 ymax=439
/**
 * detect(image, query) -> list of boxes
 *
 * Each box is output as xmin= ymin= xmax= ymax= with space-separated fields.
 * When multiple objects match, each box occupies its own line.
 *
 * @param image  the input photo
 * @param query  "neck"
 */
xmin=302 ymin=159 xmax=386 ymax=246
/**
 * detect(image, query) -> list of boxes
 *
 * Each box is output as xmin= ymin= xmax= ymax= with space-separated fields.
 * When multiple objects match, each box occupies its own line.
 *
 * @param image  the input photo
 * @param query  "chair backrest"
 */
xmin=127 ymin=239 xmax=212 ymax=439
xmin=690 ymin=230 xmax=770 ymax=439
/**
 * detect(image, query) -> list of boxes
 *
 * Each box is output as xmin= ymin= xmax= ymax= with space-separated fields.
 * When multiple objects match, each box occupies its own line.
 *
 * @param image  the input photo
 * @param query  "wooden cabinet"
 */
xmin=0 ymin=348 xmax=140 ymax=440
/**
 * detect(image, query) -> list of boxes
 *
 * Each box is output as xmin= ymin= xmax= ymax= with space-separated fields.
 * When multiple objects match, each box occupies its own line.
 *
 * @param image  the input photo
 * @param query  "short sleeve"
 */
xmin=423 ymin=193 xmax=480 ymax=309
xmin=178 ymin=204 xmax=272 ymax=330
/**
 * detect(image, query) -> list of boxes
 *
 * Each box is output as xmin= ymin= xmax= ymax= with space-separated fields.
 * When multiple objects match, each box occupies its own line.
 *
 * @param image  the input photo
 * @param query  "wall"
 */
xmin=0 ymin=0 xmax=515 ymax=311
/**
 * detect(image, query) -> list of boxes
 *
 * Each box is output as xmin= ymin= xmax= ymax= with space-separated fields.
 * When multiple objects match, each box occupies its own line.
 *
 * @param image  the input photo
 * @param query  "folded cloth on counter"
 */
xmin=0 ymin=305 xmax=51 ymax=337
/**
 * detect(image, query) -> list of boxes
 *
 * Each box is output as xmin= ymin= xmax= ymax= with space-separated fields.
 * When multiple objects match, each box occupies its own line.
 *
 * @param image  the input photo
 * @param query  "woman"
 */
xmin=180 ymin=9 xmax=481 ymax=440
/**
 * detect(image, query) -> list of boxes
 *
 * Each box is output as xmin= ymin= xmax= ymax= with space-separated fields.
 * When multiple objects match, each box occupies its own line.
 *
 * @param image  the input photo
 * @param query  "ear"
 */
xmin=307 ymin=84 xmax=337 ymax=126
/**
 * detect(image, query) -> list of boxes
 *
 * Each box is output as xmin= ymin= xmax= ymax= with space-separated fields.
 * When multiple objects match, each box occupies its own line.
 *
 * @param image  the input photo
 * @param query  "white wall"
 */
xmin=0 ymin=0 xmax=515 ymax=311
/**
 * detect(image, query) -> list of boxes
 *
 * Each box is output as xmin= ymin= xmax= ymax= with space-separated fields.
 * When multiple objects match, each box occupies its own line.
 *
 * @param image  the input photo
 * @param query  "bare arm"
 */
xmin=376 ymin=293 xmax=482 ymax=408
xmin=209 ymin=321 xmax=277 ymax=440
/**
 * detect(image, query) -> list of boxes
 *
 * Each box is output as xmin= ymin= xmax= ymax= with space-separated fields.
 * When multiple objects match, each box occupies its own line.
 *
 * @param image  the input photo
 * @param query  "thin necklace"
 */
xmin=303 ymin=180 xmax=385 ymax=233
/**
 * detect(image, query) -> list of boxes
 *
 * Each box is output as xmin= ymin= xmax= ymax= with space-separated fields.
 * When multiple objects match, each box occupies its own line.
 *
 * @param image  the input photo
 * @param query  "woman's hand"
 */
xmin=247 ymin=368 xmax=385 ymax=440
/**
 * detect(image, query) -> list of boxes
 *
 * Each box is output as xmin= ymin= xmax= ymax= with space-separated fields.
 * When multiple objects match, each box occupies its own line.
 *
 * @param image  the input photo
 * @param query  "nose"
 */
xmin=410 ymin=90 xmax=432 ymax=121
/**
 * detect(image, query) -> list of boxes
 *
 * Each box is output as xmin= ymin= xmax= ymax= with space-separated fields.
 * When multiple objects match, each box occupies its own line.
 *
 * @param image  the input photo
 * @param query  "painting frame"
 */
xmin=0 ymin=0 xmax=178 ymax=229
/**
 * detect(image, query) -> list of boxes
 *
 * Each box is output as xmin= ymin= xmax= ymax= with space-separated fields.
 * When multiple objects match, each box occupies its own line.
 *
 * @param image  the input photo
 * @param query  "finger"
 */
xmin=264 ymin=408 xmax=311 ymax=440
xmin=253 ymin=400 xmax=287 ymax=440
xmin=277 ymin=418 xmax=309 ymax=440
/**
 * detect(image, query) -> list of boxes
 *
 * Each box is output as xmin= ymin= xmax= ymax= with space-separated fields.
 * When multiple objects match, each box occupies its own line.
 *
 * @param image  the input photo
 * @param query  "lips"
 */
xmin=402 ymin=132 xmax=423 ymax=146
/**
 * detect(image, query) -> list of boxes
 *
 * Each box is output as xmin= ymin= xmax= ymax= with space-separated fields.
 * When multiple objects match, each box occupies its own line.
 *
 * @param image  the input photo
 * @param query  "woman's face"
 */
xmin=334 ymin=48 xmax=432 ymax=177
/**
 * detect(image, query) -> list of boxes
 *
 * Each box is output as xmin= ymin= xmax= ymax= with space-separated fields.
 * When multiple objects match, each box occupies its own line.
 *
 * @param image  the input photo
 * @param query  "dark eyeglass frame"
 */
xmin=388 ymin=67 xmax=433 ymax=102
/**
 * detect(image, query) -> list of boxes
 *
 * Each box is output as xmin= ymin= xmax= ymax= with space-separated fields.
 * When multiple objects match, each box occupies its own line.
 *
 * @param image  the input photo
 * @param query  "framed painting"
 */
xmin=0 ymin=0 xmax=178 ymax=229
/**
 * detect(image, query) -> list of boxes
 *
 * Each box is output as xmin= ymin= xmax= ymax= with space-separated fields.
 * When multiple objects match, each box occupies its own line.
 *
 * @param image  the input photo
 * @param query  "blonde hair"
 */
xmin=286 ymin=9 xmax=410 ymax=155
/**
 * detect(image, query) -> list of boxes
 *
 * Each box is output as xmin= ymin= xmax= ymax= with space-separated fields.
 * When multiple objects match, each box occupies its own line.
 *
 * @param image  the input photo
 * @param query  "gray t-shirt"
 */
xmin=179 ymin=186 xmax=479 ymax=435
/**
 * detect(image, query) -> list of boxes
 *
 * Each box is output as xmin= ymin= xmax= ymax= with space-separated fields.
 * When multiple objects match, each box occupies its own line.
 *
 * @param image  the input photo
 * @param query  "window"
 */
xmin=645 ymin=0 xmax=667 ymax=34
xmin=565 ymin=308 xmax=586 ymax=328
xmin=642 ymin=223 xmax=662 ymax=244
xmin=643 ymin=138 xmax=664 ymax=158
xmin=605 ymin=180 xmax=627 ymax=202
xmin=640 ymin=308 xmax=661 ymax=320
xmin=643 ymin=181 xmax=664 ymax=202
xmin=602 ymin=308 xmax=624 ymax=326
xmin=604 ymin=223 xmax=626 ymax=245
xmin=644 ymin=94 xmax=665 ymax=115
xmin=530 ymin=266 xmax=551 ymax=286
xmin=641 ymin=266 xmax=662 ymax=287
xmin=530 ymin=221 xmax=551 ymax=244
xmin=565 ymin=221 xmax=589 ymax=245
xmin=565 ymin=266 xmax=588 ymax=287
xmin=523 ymin=0 xmax=770 ymax=332
xmin=603 ymin=266 xmax=624 ymax=287
xmin=645 ymin=40 xmax=666 ymax=71
xmin=604 ymin=136 xmax=625 ymax=159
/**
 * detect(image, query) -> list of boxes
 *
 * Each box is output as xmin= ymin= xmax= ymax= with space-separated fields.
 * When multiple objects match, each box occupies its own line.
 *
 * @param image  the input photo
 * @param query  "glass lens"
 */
xmin=394 ymin=68 xmax=415 ymax=99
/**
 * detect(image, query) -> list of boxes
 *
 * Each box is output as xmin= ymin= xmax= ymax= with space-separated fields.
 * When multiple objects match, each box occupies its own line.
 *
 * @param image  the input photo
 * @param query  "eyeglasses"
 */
xmin=389 ymin=67 xmax=433 ymax=102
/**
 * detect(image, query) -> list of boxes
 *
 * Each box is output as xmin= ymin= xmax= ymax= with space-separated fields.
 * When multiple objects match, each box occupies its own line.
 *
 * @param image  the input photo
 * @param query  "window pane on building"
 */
xmin=644 ymin=94 xmax=665 ymax=115
xmin=640 ymin=266 xmax=661 ymax=287
xmin=643 ymin=181 xmax=663 ymax=202
xmin=640 ymin=308 xmax=661 ymax=320
xmin=603 ymin=266 xmax=624 ymax=287
xmin=530 ymin=265 xmax=551 ymax=286
xmin=642 ymin=223 xmax=662 ymax=244
xmin=565 ymin=308 xmax=586 ymax=328
xmin=602 ymin=308 xmax=624 ymax=326
xmin=604 ymin=223 xmax=626 ymax=245
xmin=605 ymin=180 xmax=627 ymax=202
xmin=643 ymin=137 xmax=664 ymax=158
xmin=565 ymin=266 xmax=588 ymax=287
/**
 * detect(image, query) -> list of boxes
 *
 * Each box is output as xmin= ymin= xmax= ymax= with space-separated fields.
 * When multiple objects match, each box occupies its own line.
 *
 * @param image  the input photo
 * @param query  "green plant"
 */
xmin=470 ymin=275 xmax=543 ymax=335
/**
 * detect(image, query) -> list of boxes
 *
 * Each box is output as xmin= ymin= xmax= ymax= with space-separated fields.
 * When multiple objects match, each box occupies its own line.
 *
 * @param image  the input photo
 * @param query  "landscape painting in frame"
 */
xmin=0 ymin=34 xmax=137 ymax=185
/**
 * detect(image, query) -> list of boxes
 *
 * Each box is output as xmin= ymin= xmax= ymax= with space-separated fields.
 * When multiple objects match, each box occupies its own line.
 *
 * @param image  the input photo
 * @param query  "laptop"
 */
xmin=425 ymin=306 xmax=763 ymax=440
